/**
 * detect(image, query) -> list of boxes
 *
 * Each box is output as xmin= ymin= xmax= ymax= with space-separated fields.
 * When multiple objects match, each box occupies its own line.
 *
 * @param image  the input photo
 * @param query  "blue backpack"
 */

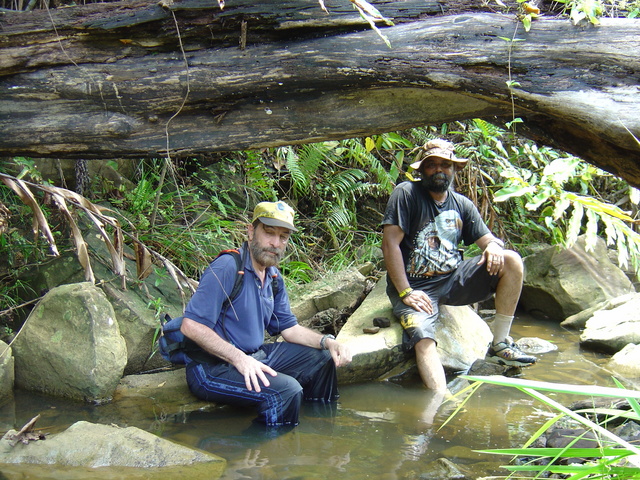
xmin=157 ymin=247 xmax=279 ymax=365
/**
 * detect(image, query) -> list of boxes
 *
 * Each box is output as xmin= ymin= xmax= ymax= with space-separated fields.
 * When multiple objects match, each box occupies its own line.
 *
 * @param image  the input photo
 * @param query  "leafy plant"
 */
xmin=516 ymin=0 xmax=541 ymax=31
xmin=278 ymin=139 xmax=394 ymax=254
xmin=0 ymin=171 xmax=196 ymax=295
xmin=442 ymin=375 xmax=640 ymax=479
xmin=279 ymin=260 xmax=314 ymax=286
xmin=493 ymin=152 xmax=640 ymax=276
xmin=625 ymin=0 xmax=640 ymax=17
xmin=243 ymin=150 xmax=277 ymax=201
xmin=556 ymin=0 xmax=605 ymax=24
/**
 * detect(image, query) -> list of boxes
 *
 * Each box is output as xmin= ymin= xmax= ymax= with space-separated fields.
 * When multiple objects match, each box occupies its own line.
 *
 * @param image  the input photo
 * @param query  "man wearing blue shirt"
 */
xmin=181 ymin=201 xmax=352 ymax=428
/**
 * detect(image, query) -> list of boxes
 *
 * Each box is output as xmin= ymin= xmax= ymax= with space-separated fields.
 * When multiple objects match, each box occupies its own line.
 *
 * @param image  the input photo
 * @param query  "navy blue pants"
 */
xmin=185 ymin=342 xmax=338 ymax=427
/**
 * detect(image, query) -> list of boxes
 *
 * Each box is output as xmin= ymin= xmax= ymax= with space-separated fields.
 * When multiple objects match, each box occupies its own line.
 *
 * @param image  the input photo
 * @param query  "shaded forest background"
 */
xmin=2 ymin=119 xmax=639 ymax=338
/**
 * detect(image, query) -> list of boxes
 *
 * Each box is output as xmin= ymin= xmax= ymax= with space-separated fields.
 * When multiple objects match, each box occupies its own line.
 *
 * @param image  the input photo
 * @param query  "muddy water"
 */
xmin=0 ymin=315 xmax=624 ymax=479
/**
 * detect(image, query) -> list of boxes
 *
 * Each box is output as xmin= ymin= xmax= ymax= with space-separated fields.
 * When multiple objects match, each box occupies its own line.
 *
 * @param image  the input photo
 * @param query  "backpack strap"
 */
xmin=269 ymin=268 xmax=279 ymax=298
xmin=216 ymin=247 xmax=246 ymax=308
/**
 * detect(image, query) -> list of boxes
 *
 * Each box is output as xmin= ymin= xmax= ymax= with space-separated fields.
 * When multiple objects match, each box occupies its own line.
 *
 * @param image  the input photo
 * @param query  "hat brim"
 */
xmin=410 ymin=154 xmax=468 ymax=170
xmin=257 ymin=217 xmax=298 ymax=232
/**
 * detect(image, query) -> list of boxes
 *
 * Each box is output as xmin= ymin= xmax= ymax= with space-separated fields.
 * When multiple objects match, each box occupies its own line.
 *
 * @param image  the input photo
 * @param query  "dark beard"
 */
xmin=249 ymin=238 xmax=284 ymax=268
xmin=421 ymin=172 xmax=452 ymax=193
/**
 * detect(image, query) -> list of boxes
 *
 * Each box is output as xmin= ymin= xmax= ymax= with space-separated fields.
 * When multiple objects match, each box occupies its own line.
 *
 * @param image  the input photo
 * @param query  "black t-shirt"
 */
xmin=382 ymin=180 xmax=490 ymax=280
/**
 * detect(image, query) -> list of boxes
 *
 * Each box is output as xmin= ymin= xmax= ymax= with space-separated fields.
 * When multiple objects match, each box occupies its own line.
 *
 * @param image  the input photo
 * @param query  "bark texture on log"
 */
xmin=0 ymin=1 xmax=639 ymax=186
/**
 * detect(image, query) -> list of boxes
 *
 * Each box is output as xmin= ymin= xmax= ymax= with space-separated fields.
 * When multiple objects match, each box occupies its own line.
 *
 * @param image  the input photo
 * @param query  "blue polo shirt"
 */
xmin=184 ymin=245 xmax=298 ymax=354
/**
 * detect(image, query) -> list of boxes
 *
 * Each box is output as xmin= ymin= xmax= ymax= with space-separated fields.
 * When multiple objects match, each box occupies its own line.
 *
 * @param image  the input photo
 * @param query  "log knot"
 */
xmin=95 ymin=114 xmax=137 ymax=137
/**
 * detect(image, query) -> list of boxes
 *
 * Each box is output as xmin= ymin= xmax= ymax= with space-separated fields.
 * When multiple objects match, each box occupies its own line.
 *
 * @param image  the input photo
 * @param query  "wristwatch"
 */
xmin=320 ymin=334 xmax=335 ymax=350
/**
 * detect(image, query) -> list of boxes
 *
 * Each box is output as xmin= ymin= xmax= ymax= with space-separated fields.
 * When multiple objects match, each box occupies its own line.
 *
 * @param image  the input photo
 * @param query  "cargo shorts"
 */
xmin=386 ymin=255 xmax=500 ymax=350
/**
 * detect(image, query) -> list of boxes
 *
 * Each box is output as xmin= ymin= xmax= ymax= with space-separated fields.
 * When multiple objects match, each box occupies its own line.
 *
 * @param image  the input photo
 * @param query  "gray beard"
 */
xmin=421 ymin=172 xmax=452 ymax=193
xmin=249 ymin=239 xmax=284 ymax=268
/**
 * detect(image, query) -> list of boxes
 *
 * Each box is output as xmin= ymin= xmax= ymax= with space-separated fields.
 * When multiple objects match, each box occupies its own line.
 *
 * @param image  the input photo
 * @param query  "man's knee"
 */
xmin=259 ymin=374 xmax=304 ymax=426
xmin=414 ymin=337 xmax=437 ymax=354
xmin=503 ymin=250 xmax=523 ymax=276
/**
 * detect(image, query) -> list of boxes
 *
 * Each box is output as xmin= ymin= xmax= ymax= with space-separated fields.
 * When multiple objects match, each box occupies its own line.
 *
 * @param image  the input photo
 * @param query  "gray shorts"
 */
xmin=386 ymin=256 xmax=499 ymax=350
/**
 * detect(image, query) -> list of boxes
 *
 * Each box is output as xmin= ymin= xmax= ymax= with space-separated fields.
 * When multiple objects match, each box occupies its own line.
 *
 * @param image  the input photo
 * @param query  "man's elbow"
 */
xmin=180 ymin=317 xmax=197 ymax=337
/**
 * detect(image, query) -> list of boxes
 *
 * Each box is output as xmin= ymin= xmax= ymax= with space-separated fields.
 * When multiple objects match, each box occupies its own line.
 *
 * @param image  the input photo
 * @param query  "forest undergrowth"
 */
xmin=1 ymin=120 xmax=639 ymax=341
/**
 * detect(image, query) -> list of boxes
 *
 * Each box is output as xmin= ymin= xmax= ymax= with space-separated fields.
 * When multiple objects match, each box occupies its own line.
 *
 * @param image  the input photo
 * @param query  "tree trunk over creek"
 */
xmin=1 ymin=0 xmax=639 ymax=185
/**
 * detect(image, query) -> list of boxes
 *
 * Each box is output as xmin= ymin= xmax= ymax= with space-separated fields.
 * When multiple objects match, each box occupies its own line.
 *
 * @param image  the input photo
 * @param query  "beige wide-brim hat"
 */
xmin=409 ymin=139 xmax=468 ymax=170
xmin=252 ymin=201 xmax=298 ymax=232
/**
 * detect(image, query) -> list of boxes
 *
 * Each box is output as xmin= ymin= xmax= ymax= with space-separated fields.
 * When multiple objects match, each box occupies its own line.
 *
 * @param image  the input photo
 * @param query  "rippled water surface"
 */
xmin=0 ymin=316 xmax=626 ymax=479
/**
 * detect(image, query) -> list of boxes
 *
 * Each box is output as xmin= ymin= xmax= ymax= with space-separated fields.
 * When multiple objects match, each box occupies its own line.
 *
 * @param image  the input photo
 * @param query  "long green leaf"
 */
xmin=566 ymin=201 xmax=584 ymax=246
xmin=520 ymin=387 xmax=640 ymax=461
xmin=494 ymin=183 xmax=536 ymax=201
xmin=462 ymin=375 xmax=640 ymax=400
xmin=567 ymin=192 xmax=635 ymax=222
xmin=477 ymin=447 xmax=635 ymax=457
xmin=437 ymin=380 xmax=483 ymax=431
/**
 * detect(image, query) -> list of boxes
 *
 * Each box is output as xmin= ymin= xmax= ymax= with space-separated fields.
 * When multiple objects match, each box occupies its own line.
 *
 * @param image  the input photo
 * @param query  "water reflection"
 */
xmin=0 ymin=317 xmax=628 ymax=479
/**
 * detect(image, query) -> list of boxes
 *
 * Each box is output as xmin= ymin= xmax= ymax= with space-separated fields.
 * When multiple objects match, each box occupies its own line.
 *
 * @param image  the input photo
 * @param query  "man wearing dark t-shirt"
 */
xmin=382 ymin=139 xmax=536 ymax=393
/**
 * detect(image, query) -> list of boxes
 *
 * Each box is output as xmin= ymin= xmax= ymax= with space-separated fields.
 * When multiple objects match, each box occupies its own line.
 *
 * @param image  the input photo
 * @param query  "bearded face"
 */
xmin=420 ymin=171 xmax=453 ymax=193
xmin=248 ymin=223 xmax=287 ymax=268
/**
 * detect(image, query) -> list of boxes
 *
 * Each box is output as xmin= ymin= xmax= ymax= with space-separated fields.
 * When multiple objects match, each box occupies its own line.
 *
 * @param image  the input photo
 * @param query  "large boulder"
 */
xmin=17 ymin=229 xmax=186 ymax=375
xmin=336 ymin=277 xmax=409 ymax=384
xmin=520 ymin=236 xmax=634 ymax=321
xmin=102 ymin=282 xmax=173 ymax=375
xmin=336 ymin=276 xmax=493 ymax=384
xmin=0 ymin=340 xmax=13 ymax=406
xmin=580 ymin=293 xmax=640 ymax=354
xmin=0 ymin=420 xmax=225 ymax=479
xmin=12 ymin=283 xmax=127 ymax=403
xmin=289 ymin=267 xmax=367 ymax=323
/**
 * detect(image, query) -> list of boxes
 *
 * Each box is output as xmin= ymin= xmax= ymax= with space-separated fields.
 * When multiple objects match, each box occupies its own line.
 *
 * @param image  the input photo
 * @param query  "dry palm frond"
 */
xmin=1 ymin=176 xmax=59 ymax=256
xmin=0 ymin=173 xmax=196 ymax=299
xmin=0 ymin=201 xmax=10 ymax=235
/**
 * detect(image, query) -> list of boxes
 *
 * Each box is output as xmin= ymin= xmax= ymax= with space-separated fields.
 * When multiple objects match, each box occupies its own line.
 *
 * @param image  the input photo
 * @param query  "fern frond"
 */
xmin=340 ymin=138 xmax=395 ymax=194
xmin=243 ymin=152 xmax=274 ymax=199
xmin=327 ymin=168 xmax=367 ymax=197
xmin=584 ymin=209 xmax=600 ymax=251
xmin=326 ymin=203 xmax=354 ymax=229
xmin=284 ymin=147 xmax=309 ymax=197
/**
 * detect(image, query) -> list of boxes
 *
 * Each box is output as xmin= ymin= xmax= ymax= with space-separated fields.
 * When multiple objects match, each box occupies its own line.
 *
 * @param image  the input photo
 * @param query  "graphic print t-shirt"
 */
xmin=382 ymin=181 xmax=490 ymax=279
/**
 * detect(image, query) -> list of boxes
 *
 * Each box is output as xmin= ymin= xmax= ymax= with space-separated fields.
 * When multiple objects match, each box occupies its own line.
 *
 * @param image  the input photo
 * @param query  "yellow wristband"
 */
xmin=398 ymin=287 xmax=414 ymax=299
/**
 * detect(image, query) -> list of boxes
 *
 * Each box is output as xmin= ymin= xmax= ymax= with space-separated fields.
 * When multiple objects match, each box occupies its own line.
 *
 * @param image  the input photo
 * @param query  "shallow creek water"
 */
xmin=0 ymin=315 xmax=625 ymax=479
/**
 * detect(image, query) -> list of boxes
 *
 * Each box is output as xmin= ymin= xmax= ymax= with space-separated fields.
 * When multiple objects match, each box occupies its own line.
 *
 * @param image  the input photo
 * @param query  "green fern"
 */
xmin=279 ymin=146 xmax=308 ymax=197
xmin=341 ymin=138 xmax=395 ymax=194
xmin=320 ymin=201 xmax=355 ymax=250
xmin=326 ymin=168 xmax=368 ymax=197
xmin=243 ymin=151 xmax=275 ymax=200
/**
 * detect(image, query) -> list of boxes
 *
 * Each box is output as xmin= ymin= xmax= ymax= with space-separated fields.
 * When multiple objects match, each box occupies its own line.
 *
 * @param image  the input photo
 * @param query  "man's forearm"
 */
xmin=280 ymin=324 xmax=324 ymax=349
xmin=383 ymin=243 xmax=411 ymax=294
